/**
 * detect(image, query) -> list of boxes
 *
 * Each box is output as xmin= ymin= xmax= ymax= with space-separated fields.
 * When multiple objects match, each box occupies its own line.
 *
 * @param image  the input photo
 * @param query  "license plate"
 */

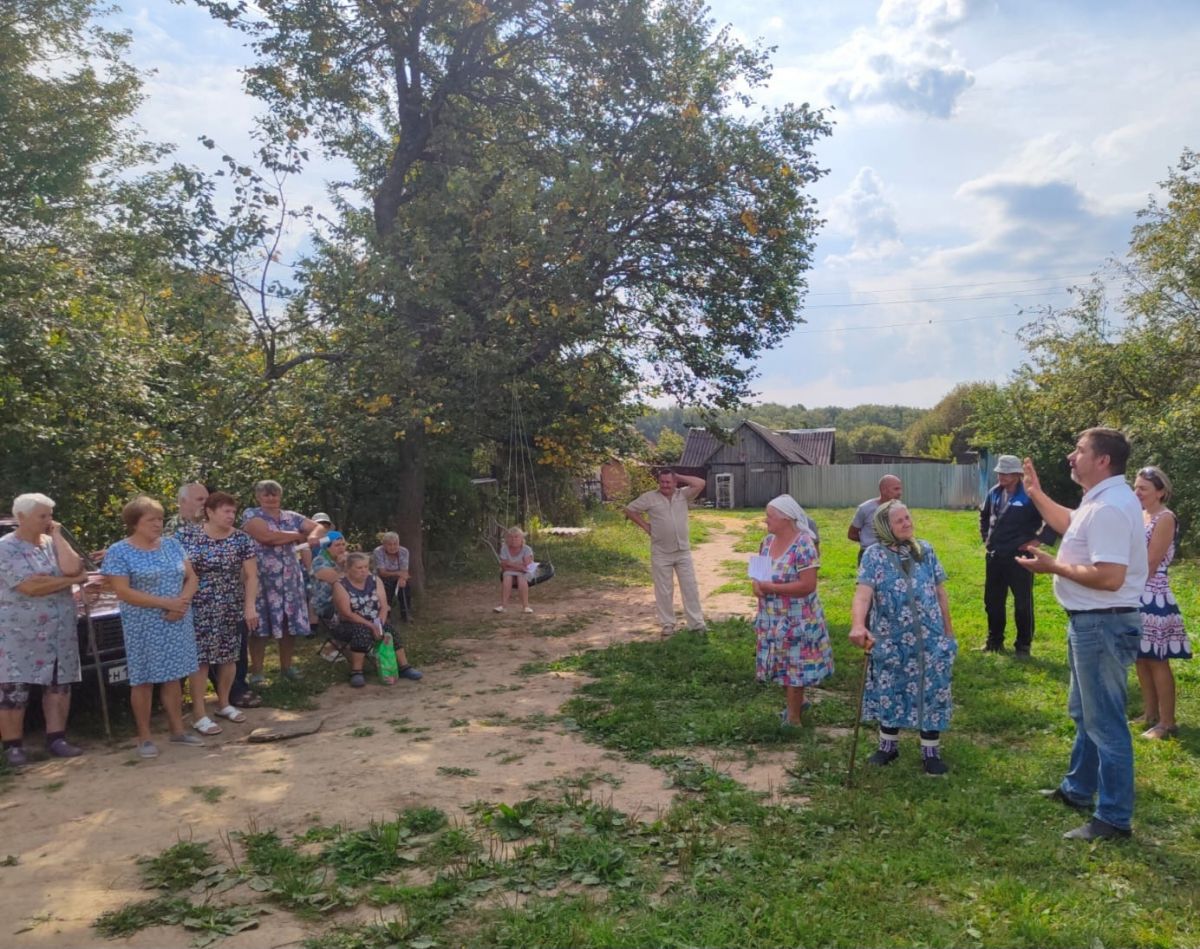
xmin=107 ymin=664 xmax=129 ymax=684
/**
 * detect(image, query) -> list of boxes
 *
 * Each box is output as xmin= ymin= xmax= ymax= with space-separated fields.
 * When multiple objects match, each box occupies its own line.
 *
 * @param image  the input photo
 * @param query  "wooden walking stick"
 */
xmin=845 ymin=646 xmax=872 ymax=787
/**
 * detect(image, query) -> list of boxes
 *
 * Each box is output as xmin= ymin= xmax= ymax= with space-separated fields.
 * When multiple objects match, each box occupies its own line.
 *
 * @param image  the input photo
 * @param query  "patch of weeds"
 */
xmin=499 ymin=753 xmax=525 ymax=765
xmin=551 ymin=833 xmax=632 ymax=887
xmin=42 ymin=780 xmax=65 ymax=793
xmin=450 ymin=718 xmax=469 ymax=727
xmin=421 ymin=827 xmax=482 ymax=867
xmin=555 ymin=770 xmax=624 ymax=792
xmin=481 ymin=799 xmax=542 ymax=841
xmin=387 ymin=717 xmax=431 ymax=734
xmin=437 ymin=766 xmax=479 ymax=778
xmin=400 ymin=806 xmax=448 ymax=835
xmin=93 ymin=897 xmax=260 ymax=943
xmin=350 ymin=726 xmax=375 ymax=738
xmin=138 ymin=840 xmax=216 ymax=890
xmin=531 ymin=616 xmax=591 ymax=638
xmin=190 ymin=785 xmax=227 ymax=805
xmin=2 ymin=854 xmax=19 ymax=866
xmin=262 ymin=768 xmax=283 ymax=774
xmin=239 ymin=829 xmax=354 ymax=916
xmin=323 ymin=819 xmax=414 ymax=884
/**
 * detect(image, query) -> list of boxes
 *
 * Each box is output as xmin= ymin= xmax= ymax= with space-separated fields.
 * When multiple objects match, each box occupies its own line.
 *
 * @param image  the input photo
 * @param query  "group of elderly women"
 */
xmin=0 ymin=480 xmax=422 ymax=764
xmin=752 ymin=493 xmax=956 ymax=774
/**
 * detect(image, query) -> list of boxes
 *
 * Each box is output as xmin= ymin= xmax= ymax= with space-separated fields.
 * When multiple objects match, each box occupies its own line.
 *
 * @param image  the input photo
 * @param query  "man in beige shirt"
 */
xmin=624 ymin=470 xmax=707 ymax=635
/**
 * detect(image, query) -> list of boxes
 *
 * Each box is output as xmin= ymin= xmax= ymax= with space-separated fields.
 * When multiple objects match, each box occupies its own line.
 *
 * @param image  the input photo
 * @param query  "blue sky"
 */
xmin=113 ymin=0 xmax=1200 ymax=408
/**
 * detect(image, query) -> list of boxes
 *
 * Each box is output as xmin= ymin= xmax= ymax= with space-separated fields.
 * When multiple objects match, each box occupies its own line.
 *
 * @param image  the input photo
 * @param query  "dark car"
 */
xmin=0 ymin=517 xmax=129 ymax=685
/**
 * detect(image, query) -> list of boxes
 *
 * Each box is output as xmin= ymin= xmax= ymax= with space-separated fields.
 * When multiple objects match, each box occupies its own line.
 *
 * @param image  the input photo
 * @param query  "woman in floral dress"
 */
xmin=1131 ymin=466 xmax=1191 ymax=739
xmin=850 ymin=500 xmax=957 ymax=776
xmin=241 ymin=480 xmax=324 ymax=684
xmin=751 ymin=494 xmax=833 ymax=726
xmin=331 ymin=553 xmax=422 ymax=688
xmin=179 ymin=492 xmax=259 ymax=735
xmin=102 ymin=496 xmax=202 ymax=758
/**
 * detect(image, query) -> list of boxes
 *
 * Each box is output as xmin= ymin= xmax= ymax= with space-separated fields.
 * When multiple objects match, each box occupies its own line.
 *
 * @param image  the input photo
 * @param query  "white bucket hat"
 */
xmin=993 ymin=455 xmax=1023 ymax=475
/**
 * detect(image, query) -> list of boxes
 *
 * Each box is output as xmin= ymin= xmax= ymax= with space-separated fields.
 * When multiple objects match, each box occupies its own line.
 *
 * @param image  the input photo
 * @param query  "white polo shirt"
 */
xmin=1053 ymin=475 xmax=1147 ymax=611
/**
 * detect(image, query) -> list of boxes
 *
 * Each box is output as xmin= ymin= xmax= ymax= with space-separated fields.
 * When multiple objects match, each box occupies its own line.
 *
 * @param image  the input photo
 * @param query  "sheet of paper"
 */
xmin=747 ymin=555 xmax=772 ymax=582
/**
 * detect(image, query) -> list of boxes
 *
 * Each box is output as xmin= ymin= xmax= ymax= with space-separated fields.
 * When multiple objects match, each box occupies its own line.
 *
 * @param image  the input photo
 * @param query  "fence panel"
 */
xmin=787 ymin=463 xmax=982 ymax=510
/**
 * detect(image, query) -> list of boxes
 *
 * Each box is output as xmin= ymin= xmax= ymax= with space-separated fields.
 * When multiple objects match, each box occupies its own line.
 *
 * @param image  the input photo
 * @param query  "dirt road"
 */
xmin=3 ymin=514 xmax=766 ymax=947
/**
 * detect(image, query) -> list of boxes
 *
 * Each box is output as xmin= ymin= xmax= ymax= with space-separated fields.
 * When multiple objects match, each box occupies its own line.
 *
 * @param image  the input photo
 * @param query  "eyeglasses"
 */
xmin=1138 ymin=467 xmax=1164 ymax=489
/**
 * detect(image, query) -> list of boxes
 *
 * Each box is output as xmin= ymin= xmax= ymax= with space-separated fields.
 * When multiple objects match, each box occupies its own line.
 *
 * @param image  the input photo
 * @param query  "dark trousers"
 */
xmin=208 ymin=622 xmax=251 ymax=702
xmin=984 ymin=554 xmax=1035 ymax=651
xmin=381 ymin=578 xmax=412 ymax=622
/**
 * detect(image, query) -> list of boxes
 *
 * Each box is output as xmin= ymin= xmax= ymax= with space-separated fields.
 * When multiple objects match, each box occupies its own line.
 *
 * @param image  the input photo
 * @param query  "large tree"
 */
xmin=199 ymin=0 xmax=832 ymax=583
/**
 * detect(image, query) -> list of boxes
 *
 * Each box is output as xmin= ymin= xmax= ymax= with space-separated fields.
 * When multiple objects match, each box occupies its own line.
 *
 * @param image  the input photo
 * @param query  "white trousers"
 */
xmin=650 ymin=549 xmax=705 ymax=630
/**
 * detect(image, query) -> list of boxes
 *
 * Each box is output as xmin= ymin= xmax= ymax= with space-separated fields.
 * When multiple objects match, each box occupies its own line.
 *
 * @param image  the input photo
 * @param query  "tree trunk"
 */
xmin=394 ymin=423 xmax=426 ymax=594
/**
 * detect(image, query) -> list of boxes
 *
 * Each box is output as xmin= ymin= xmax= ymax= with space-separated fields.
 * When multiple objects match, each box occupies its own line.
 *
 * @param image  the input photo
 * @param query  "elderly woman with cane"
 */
xmin=752 ymin=495 xmax=834 ymax=726
xmin=849 ymin=500 xmax=957 ymax=775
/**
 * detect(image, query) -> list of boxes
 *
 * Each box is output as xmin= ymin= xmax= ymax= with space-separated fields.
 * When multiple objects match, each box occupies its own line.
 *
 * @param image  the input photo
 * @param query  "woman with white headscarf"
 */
xmin=752 ymin=494 xmax=833 ymax=726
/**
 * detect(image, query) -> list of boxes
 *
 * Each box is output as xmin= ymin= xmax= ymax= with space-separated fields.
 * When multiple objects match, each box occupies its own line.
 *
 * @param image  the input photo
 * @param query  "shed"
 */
xmin=703 ymin=421 xmax=810 ymax=508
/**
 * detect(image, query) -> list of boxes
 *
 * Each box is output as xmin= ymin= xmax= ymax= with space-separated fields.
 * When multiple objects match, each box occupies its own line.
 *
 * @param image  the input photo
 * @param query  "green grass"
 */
xmin=92 ymin=508 xmax=1200 ymax=948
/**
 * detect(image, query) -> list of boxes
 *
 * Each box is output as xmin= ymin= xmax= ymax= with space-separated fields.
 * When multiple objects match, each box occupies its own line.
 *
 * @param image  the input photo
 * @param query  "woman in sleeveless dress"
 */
xmin=1132 ymin=466 xmax=1190 ymax=739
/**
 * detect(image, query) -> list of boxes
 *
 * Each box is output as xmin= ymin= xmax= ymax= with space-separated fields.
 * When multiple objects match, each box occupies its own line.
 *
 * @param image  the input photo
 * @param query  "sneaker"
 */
xmin=922 ymin=755 xmax=949 ymax=776
xmin=976 ymin=643 xmax=1005 ymax=654
xmin=398 ymin=665 xmax=423 ymax=681
xmin=349 ymin=672 xmax=366 ymax=688
xmin=866 ymin=747 xmax=899 ymax=767
xmin=137 ymin=740 xmax=159 ymax=759
xmin=169 ymin=733 xmax=205 ymax=747
xmin=523 ymin=607 xmax=534 ymax=614
xmin=4 ymin=746 xmax=28 ymax=768
xmin=46 ymin=737 xmax=84 ymax=758
xmin=493 ymin=606 xmax=505 ymax=613
xmin=248 ymin=673 xmax=268 ymax=687
xmin=282 ymin=666 xmax=303 ymax=681
xmin=1063 ymin=817 xmax=1131 ymax=841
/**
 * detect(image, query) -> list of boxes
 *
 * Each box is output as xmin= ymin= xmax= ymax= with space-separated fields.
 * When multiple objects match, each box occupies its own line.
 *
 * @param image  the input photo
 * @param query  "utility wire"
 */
xmin=804 ymin=271 xmax=1099 ymax=296
xmin=802 ymin=287 xmax=1075 ymax=309
xmin=791 ymin=309 xmax=1034 ymax=335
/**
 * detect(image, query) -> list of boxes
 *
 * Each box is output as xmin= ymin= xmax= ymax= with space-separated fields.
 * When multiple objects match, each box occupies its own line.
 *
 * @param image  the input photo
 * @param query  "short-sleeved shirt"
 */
xmin=499 ymin=543 xmax=534 ymax=574
xmin=164 ymin=514 xmax=203 ymax=539
xmin=372 ymin=545 xmax=409 ymax=574
xmin=309 ymin=549 xmax=340 ymax=618
xmin=850 ymin=498 xmax=882 ymax=548
xmin=1054 ymin=475 xmax=1148 ymax=611
xmin=626 ymin=486 xmax=698 ymax=555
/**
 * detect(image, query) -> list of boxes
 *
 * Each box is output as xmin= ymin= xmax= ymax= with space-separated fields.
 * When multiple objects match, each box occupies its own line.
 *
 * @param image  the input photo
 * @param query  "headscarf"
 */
xmin=872 ymin=499 xmax=924 ymax=562
xmin=767 ymin=494 xmax=815 ymax=540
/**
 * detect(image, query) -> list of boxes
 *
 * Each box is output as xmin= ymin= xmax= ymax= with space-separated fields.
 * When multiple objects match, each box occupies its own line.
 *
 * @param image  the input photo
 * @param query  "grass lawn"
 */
xmin=94 ymin=507 xmax=1200 ymax=948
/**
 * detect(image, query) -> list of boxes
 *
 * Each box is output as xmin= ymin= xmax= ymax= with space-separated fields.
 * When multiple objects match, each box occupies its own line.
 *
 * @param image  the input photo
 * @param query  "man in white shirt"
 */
xmin=1017 ymin=428 xmax=1147 ymax=841
xmin=848 ymin=475 xmax=902 ymax=563
xmin=624 ymin=470 xmax=707 ymax=635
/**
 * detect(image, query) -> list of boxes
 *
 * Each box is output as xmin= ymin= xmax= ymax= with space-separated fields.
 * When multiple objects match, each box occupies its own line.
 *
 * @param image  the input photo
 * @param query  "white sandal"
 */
xmin=193 ymin=716 xmax=223 ymax=736
xmin=214 ymin=705 xmax=246 ymax=723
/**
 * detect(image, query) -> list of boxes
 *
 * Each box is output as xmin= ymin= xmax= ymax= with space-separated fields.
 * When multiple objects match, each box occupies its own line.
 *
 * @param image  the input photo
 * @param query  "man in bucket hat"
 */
xmin=979 ymin=454 xmax=1056 ymax=656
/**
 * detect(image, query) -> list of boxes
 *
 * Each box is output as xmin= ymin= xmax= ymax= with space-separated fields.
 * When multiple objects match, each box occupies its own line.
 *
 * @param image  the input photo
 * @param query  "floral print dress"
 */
xmin=753 ymin=532 xmax=834 ymax=687
xmin=0 ymin=533 xmax=81 ymax=685
xmin=241 ymin=508 xmax=312 ymax=639
xmin=1138 ymin=510 xmax=1192 ymax=660
xmin=857 ymin=541 xmax=956 ymax=731
xmin=180 ymin=529 xmax=256 ymax=665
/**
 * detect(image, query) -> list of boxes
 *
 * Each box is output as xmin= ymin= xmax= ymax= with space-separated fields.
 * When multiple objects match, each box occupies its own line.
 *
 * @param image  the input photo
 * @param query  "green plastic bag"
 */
xmin=376 ymin=632 xmax=400 ymax=684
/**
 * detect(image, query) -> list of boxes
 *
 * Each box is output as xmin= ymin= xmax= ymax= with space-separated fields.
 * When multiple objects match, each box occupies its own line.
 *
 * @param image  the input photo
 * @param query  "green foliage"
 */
xmin=138 ymin=841 xmax=216 ymax=890
xmin=903 ymin=381 xmax=995 ymax=459
xmin=843 ymin=422 xmax=905 ymax=457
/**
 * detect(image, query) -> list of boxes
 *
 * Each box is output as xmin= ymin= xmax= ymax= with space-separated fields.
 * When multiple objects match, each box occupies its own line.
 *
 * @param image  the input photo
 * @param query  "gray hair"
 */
xmin=345 ymin=551 xmax=371 ymax=568
xmin=176 ymin=481 xmax=206 ymax=502
xmin=378 ymin=531 xmax=400 ymax=544
xmin=253 ymin=479 xmax=283 ymax=496
xmin=13 ymin=493 xmax=55 ymax=516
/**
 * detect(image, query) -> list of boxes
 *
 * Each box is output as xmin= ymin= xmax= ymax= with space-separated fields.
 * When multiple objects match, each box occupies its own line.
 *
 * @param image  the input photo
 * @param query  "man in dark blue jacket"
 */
xmin=980 ymin=455 xmax=1056 ymax=655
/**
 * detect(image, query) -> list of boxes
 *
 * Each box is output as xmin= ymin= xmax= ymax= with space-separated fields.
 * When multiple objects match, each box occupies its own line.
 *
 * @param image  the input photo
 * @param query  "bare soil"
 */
xmin=3 ymin=515 xmax=779 ymax=947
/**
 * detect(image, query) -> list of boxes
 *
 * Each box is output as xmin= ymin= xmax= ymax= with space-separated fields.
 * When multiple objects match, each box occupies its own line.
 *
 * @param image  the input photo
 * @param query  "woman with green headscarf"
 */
xmin=849 ymin=500 xmax=957 ymax=776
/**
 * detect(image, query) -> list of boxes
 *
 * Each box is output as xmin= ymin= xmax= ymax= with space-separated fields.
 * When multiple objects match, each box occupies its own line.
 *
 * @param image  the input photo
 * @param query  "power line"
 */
xmin=791 ymin=309 xmax=1034 ymax=335
xmin=802 ymin=287 xmax=1075 ymax=309
xmin=805 ymin=271 xmax=1099 ymax=296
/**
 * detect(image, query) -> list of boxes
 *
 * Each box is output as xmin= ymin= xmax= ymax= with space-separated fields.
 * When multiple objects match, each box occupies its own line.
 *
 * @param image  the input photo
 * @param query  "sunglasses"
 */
xmin=1138 ymin=467 xmax=1164 ymax=489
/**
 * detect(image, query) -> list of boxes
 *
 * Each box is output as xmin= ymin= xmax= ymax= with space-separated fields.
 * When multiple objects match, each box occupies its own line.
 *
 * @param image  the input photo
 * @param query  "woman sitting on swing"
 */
xmin=494 ymin=527 xmax=535 ymax=614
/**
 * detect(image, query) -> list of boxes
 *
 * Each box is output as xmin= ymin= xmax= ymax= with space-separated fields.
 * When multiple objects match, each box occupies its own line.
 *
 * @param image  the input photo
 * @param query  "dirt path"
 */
xmin=3 ymin=514 xmax=763 ymax=947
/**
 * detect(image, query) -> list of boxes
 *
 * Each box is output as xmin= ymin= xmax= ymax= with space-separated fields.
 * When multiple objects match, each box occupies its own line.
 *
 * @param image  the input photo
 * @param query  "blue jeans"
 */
xmin=1060 ymin=610 xmax=1141 ymax=830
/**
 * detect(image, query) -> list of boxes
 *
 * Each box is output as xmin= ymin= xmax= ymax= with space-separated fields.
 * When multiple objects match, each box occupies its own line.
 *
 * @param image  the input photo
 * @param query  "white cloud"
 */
xmin=824 ymin=167 xmax=904 ymax=263
xmin=876 ymin=0 xmax=988 ymax=34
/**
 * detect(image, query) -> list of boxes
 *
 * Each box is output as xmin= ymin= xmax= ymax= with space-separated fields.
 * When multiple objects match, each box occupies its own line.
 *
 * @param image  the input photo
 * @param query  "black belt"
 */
xmin=1065 ymin=607 xmax=1139 ymax=617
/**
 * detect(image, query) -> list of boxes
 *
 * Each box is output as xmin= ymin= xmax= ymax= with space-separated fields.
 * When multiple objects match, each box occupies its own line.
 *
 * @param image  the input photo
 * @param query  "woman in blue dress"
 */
xmin=102 ymin=496 xmax=202 ymax=759
xmin=849 ymin=500 xmax=957 ymax=776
